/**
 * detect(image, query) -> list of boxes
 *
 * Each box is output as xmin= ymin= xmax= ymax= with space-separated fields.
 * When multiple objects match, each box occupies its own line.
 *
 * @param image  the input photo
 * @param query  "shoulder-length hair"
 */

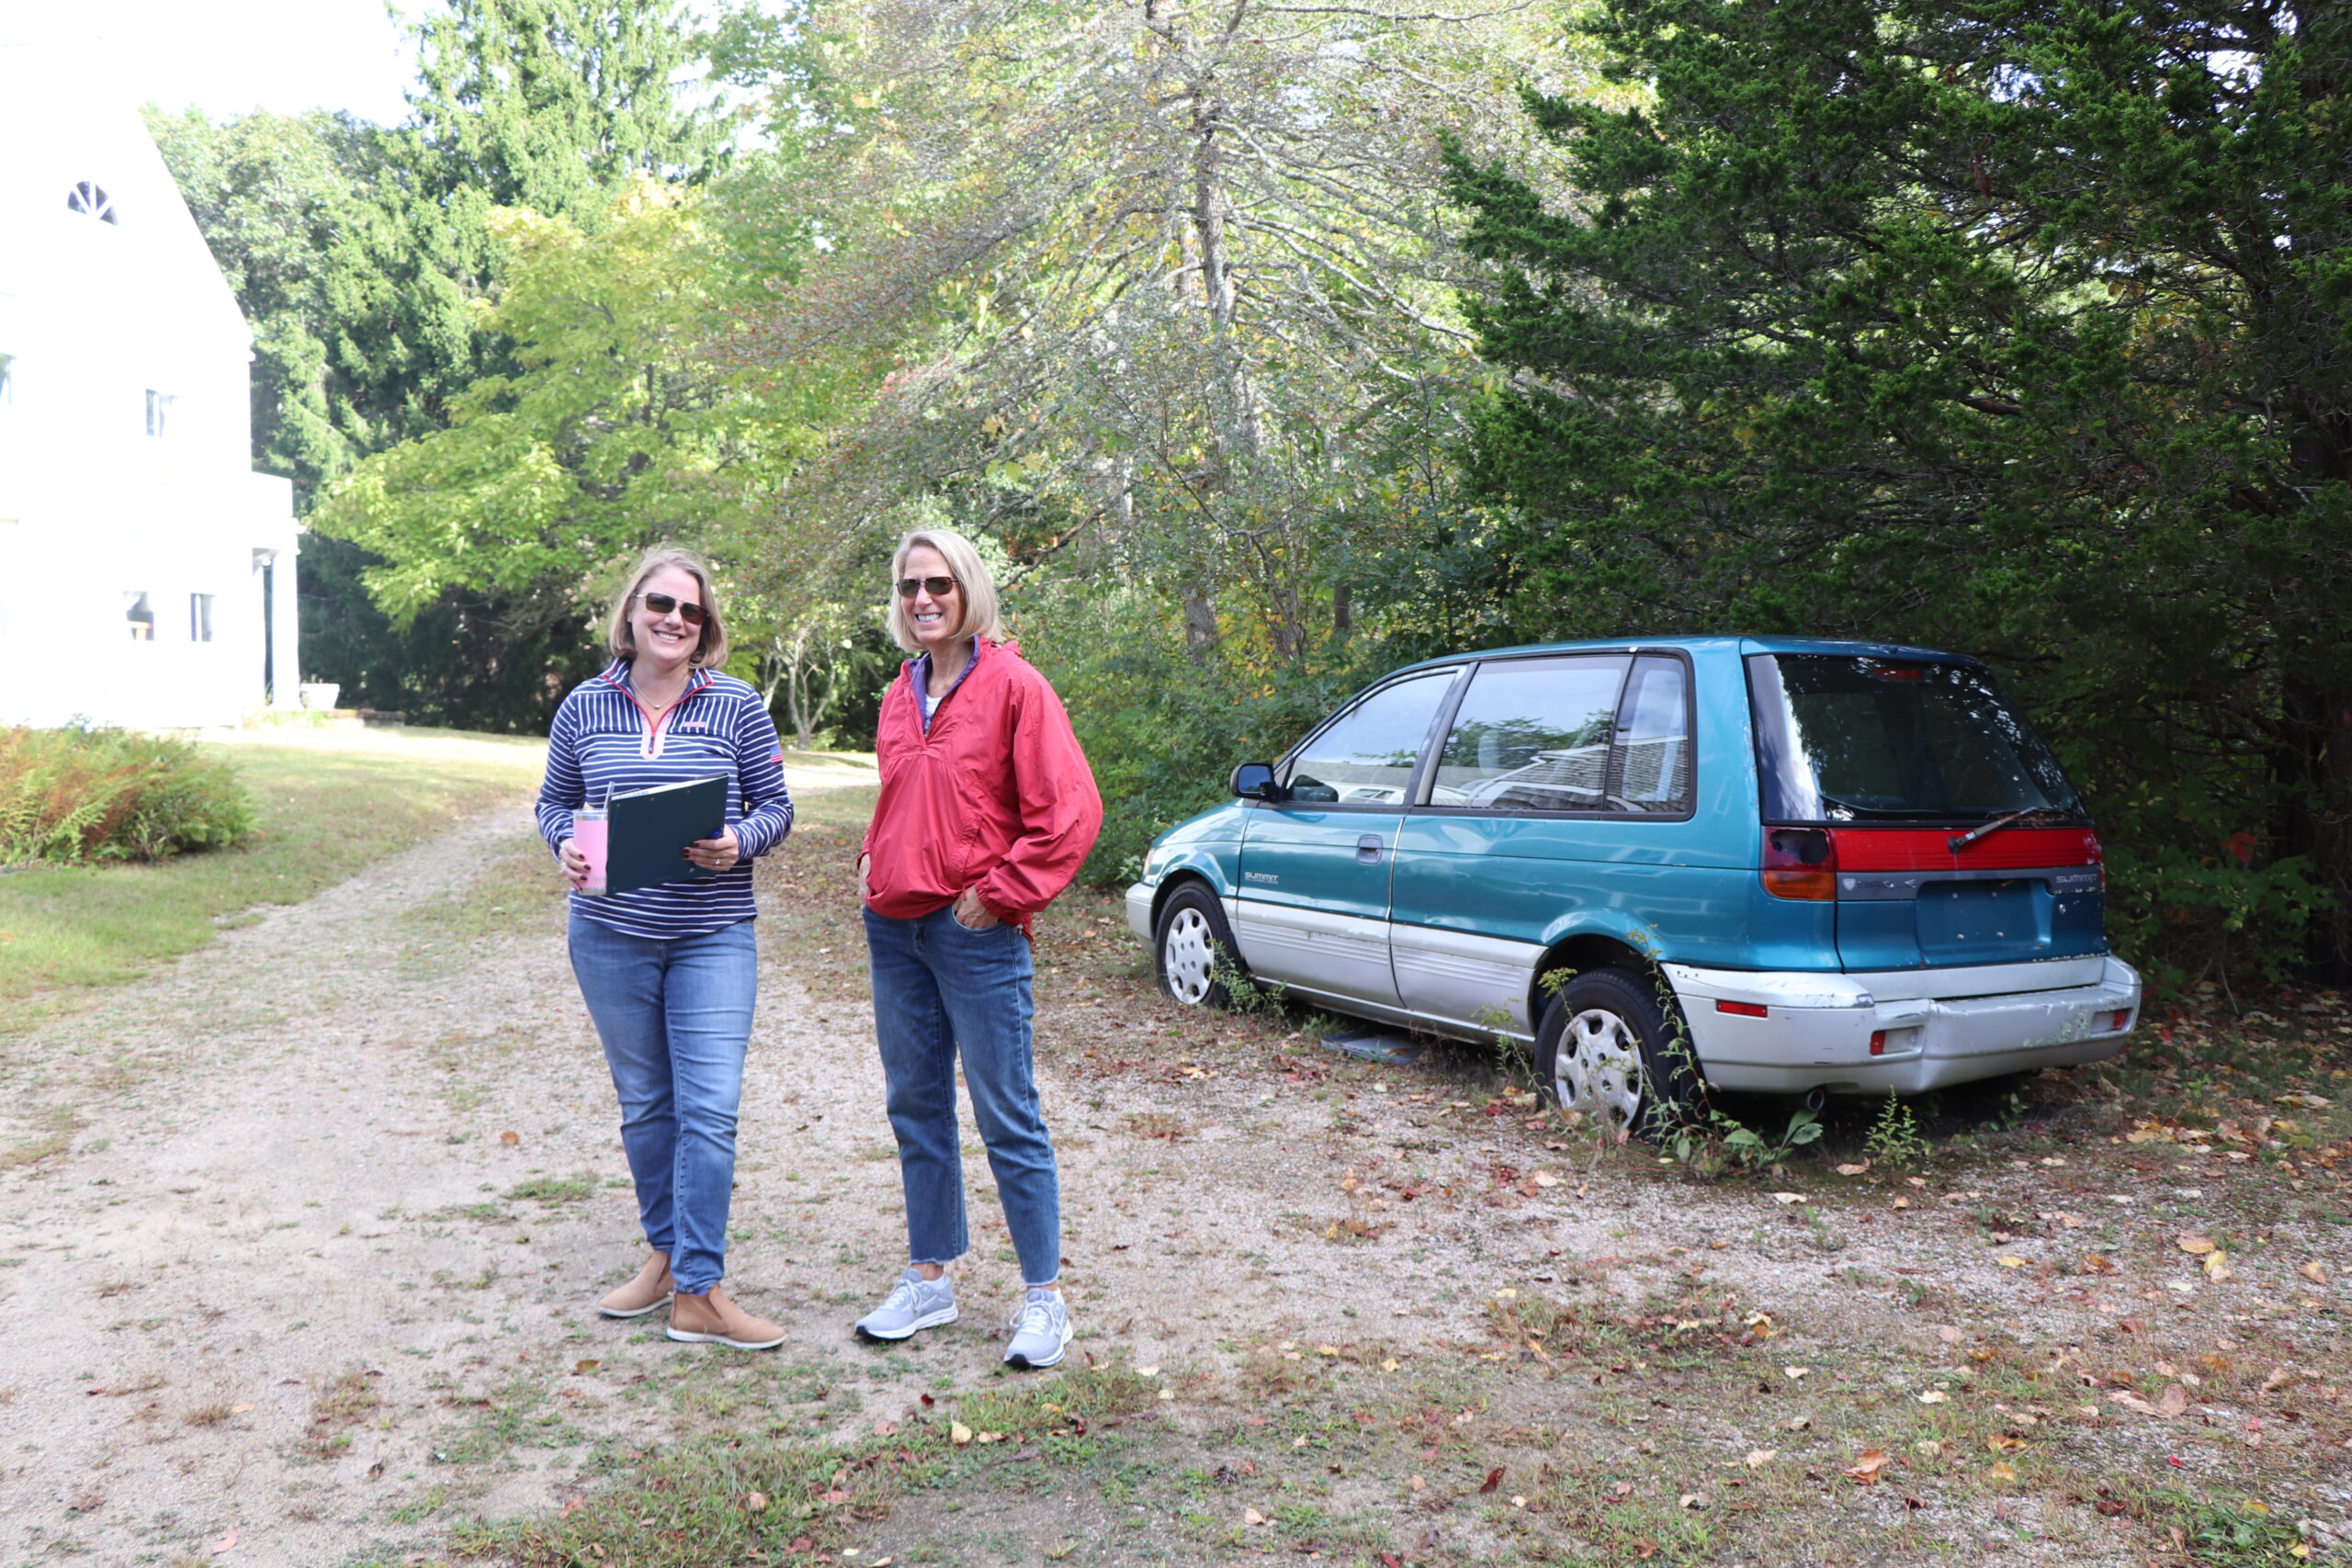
xmin=607 ymin=547 xmax=730 ymax=669
xmin=884 ymin=527 xmax=1005 ymax=654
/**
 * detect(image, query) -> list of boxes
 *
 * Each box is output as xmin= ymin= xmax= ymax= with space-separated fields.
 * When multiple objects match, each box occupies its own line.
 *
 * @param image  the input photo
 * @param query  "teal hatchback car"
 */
xmin=1125 ymin=637 xmax=2140 ymax=1134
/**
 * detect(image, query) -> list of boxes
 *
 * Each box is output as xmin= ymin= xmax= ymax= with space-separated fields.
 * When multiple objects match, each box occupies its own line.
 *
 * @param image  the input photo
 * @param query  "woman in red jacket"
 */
xmin=852 ymin=528 xmax=1103 ymax=1369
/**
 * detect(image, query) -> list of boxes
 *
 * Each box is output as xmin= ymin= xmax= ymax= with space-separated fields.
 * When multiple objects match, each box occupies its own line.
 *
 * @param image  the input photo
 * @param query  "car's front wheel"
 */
xmin=1154 ymin=883 xmax=1245 ymax=1009
xmin=1534 ymin=967 xmax=1704 ymax=1140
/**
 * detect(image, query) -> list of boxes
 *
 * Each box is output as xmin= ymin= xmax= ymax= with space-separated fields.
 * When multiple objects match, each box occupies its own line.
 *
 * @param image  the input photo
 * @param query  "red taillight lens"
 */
xmin=1761 ymin=827 xmax=1837 ymax=901
xmin=1716 ymin=999 xmax=1769 ymax=1018
xmin=1870 ymin=1030 xmax=1887 ymax=1055
xmin=2108 ymin=1009 xmax=2132 ymax=1032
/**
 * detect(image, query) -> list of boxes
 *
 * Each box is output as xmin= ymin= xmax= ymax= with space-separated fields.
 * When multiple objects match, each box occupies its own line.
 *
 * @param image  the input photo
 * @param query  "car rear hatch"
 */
xmin=1747 ymin=652 xmax=2105 ymax=971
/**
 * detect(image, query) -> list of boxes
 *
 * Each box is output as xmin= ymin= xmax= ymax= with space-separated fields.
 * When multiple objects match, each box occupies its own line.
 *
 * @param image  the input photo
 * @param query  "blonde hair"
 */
xmin=607 ymin=547 xmax=730 ymax=668
xmin=885 ymin=527 xmax=1005 ymax=654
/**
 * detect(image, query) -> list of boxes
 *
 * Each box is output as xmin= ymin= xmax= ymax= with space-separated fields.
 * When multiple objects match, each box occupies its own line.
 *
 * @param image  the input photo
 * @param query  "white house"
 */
xmin=0 ymin=39 xmax=303 ymax=730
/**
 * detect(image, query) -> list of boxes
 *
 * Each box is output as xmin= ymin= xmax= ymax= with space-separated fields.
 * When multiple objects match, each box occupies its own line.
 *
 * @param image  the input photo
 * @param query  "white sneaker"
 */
xmin=1002 ymin=1288 xmax=1072 ymax=1370
xmin=854 ymin=1269 xmax=958 ymax=1342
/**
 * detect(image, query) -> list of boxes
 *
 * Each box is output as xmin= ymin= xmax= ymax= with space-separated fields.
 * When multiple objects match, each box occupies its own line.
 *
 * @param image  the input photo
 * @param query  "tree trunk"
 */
xmin=2278 ymin=670 xmax=2352 ymax=982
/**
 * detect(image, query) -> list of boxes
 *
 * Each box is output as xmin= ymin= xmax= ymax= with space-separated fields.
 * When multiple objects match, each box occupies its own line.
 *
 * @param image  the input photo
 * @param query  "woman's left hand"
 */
xmin=685 ymin=828 xmax=741 ymax=873
xmin=952 ymin=886 xmax=1002 ymax=931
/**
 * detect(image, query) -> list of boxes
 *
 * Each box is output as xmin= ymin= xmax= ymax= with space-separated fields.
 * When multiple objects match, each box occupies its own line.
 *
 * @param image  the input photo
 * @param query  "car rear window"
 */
xmin=1747 ymin=654 xmax=2080 ymax=823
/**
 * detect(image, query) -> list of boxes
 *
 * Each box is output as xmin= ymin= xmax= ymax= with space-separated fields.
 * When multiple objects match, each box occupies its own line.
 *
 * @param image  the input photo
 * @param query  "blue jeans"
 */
xmin=863 ymin=906 xmax=1060 ymax=1286
xmin=567 ymin=912 xmax=759 ymax=1294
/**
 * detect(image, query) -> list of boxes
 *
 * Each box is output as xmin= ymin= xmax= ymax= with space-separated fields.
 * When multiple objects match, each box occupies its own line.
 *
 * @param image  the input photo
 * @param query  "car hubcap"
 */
xmin=1161 ymin=908 xmax=1217 ymax=1005
xmin=1557 ymin=1008 xmax=1645 ymax=1135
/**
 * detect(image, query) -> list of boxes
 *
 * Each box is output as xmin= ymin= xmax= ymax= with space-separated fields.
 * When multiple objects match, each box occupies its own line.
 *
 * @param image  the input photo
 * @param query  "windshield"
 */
xmin=1747 ymin=654 xmax=2081 ymax=824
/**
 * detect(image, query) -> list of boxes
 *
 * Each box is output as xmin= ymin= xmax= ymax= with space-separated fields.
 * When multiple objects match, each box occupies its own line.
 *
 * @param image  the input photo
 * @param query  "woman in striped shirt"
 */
xmin=537 ymin=547 xmax=794 ymax=1349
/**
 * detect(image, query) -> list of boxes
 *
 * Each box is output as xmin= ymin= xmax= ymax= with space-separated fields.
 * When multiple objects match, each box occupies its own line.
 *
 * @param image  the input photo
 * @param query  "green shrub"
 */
xmin=0 ymin=726 xmax=254 ymax=865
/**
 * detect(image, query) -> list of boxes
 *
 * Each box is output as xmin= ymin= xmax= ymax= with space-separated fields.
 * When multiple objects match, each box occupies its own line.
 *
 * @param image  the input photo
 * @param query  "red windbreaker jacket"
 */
xmin=862 ymin=638 xmax=1103 ymax=934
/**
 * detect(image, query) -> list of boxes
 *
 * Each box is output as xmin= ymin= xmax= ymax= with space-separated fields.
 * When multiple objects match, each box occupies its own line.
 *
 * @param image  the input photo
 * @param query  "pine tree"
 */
xmin=1445 ymin=0 xmax=2352 ymax=980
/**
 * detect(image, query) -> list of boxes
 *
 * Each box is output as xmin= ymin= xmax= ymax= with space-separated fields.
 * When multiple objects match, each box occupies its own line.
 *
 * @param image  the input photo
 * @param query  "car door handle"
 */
xmin=1356 ymin=834 xmax=1385 ymax=864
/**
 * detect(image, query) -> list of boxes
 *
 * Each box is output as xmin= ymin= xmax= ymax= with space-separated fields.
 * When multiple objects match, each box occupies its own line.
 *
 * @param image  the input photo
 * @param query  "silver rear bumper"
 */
xmin=1667 ymin=955 xmax=2141 ymax=1096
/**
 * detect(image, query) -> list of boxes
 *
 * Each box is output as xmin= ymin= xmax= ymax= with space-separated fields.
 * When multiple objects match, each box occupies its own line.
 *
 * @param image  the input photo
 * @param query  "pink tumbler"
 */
xmin=572 ymin=806 xmax=609 ymax=895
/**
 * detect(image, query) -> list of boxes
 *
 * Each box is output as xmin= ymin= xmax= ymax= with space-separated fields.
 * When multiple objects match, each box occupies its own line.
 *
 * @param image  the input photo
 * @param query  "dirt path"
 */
xmin=0 ymin=786 xmax=2345 ymax=1567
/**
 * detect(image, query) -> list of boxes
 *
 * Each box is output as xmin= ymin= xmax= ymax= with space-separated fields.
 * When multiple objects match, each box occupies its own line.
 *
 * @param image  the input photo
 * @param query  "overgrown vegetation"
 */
xmin=0 ymin=727 xmax=252 ymax=866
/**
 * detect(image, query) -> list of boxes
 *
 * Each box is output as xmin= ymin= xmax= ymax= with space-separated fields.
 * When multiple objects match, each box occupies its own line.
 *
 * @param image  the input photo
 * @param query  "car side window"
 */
xmin=1282 ymin=671 xmax=1460 ymax=805
xmin=1429 ymin=657 xmax=1630 ymax=811
xmin=1611 ymin=655 xmax=1692 ymax=812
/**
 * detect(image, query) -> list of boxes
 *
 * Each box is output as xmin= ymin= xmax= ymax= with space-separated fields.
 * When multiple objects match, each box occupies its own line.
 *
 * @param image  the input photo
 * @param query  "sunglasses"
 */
xmin=896 ymin=576 xmax=961 ymax=599
xmin=635 ymin=592 xmax=707 ymax=626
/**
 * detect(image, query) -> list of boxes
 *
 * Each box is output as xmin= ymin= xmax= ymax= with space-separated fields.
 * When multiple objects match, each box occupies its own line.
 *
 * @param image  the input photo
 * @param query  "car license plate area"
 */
xmin=1916 ymin=878 xmax=2049 ymax=964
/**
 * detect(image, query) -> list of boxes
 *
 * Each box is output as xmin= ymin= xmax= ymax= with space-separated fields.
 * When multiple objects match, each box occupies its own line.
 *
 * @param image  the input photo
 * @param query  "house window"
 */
xmin=189 ymin=593 xmax=215 ymax=643
xmin=145 ymin=389 xmax=175 ymax=437
xmin=68 ymin=182 xmax=118 ymax=224
xmin=125 ymin=592 xmax=154 ymax=641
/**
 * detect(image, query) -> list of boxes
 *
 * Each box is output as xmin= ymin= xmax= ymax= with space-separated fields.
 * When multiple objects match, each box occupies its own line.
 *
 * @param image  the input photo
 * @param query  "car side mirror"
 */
xmin=1230 ymin=761 xmax=1283 ymax=801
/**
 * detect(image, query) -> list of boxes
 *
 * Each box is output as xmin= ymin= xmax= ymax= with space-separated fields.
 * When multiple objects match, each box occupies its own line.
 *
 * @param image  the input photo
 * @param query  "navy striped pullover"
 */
xmin=536 ymin=660 xmax=793 ymax=938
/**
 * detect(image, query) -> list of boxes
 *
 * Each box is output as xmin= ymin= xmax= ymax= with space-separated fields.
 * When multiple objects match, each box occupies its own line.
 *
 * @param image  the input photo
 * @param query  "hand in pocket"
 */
xmin=951 ymin=886 xmax=1001 ymax=931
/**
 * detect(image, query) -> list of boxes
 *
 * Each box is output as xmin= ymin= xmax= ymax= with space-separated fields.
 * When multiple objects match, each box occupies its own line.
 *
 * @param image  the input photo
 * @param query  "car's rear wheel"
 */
xmin=1154 ymin=883 xmax=1244 ymax=1009
xmin=1534 ymin=968 xmax=1704 ymax=1140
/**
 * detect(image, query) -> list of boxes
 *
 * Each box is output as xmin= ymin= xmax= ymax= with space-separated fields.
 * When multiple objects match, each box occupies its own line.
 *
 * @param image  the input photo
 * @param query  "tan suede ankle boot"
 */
xmin=667 ymin=1285 xmax=786 ymax=1349
xmin=596 ymin=1253 xmax=674 ymax=1319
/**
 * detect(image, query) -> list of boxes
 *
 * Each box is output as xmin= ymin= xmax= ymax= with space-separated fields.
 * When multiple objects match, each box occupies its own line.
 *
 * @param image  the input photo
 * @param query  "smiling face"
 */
xmin=628 ymin=565 xmax=705 ymax=674
xmin=901 ymin=544 xmax=964 ymax=658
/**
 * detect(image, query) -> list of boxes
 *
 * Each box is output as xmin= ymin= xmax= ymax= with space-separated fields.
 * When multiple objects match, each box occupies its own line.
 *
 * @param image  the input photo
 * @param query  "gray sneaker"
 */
xmin=854 ymin=1269 xmax=958 ymax=1342
xmin=1002 ymin=1288 xmax=1072 ymax=1370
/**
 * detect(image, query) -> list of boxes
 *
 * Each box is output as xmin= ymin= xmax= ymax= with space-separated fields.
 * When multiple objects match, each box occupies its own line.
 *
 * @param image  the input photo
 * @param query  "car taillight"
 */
xmin=1870 ymin=1030 xmax=1887 ymax=1055
xmin=1761 ymin=827 xmax=1837 ymax=901
xmin=2108 ymin=1009 xmax=2132 ymax=1032
xmin=1716 ymin=999 xmax=1769 ymax=1018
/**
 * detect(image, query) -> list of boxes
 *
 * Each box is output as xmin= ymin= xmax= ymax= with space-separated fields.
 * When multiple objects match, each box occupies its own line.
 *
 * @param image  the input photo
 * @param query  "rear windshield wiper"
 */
xmin=1948 ymin=807 xmax=2064 ymax=853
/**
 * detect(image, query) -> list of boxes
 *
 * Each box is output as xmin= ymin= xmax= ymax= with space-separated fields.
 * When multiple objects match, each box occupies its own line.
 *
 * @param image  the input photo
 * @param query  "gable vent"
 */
xmin=67 ymin=181 xmax=118 ymax=224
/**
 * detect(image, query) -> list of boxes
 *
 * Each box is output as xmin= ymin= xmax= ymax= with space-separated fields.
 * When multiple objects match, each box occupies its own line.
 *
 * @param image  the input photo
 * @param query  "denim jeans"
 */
xmin=568 ymin=912 xmax=759 ymax=1294
xmin=863 ymin=905 xmax=1060 ymax=1286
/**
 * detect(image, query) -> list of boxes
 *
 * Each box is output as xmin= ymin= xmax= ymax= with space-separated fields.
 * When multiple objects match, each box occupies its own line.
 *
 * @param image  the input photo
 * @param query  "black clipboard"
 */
xmin=605 ymin=775 xmax=730 ymax=896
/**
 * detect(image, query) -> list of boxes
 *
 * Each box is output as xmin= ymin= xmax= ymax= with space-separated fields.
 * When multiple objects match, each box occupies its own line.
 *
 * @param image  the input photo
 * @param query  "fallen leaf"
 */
xmin=2177 ymin=1233 xmax=2217 ymax=1256
xmin=1996 ymin=1256 xmax=2027 ymax=1269
xmin=1783 ymin=1366 xmax=1811 ymax=1381
xmin=1380 ymin=1358 xmax=1399 ymax=1372
xmin=212 ymin=1529 xmax=238 ymax=1552
xmin=1987 ymin=1435 xmax=2026 ymax=1452
xmin=1679 ymin=1492 xmax=1707 ymax=1509
xmin=1479 ymin=1468 xmax=1505 ymax=1495
xmin=951 ymin=1422 xmax=973 ymax=1445
xmin=1634 ymin=1540 xmax=1658 ymax=1561
xmin=2301 ymin=1261 xmax=2328 ymax=1284
xmin=1988 ymin=1461 xmax=2018 ymax=1482
xmin=2202 ymin=1252 xmax=2233 ymax=1282
xmin=2260 ymin=1367 xmax=2296 ymax=1394
xmin=1938 ymin=1326 xmax=1964 ymax=1345
xmin=1784 ymin=1415 xmax=1812 ymax=1431
xmin=2156 ymin=1383 xmax=2190 ymax=1418
xmin=1914 ymin=1439 xmax=1942 ymax=1458
xmin=1316 ymin=1345 xmax=1340 ymax=1356
xmin=2082 ymin=1254 xmax=2119 ymax=1275
xmin=1918 ymin=1391 xmax=1950 ymax=1404
xmin=571 ymin=1359 xmax=600 ymax=1375
xmin=1835 ymin=1162 xmax=1869 ymax=1177
xmin=746 ymin=1493 xmax=767 ymax=1511
xmin=229 ymin=1402 xmax=254 ymax=1414
xmin=1892 ymin=1197 xmax=1910 ymax=1210
xmin=1244 ymin=1508 xmax=1266 ymax=1526
xmin=1159 ymin=1388 xmax=1174 ymax=1402
xmin=499 ymin=1131 xmax=520 ymax=1145
xmin=1410 ymin=1475 xmax=1425 ymax=1492
xmin=1843 ymin=1450 xmax=1891 ymax=1484
xmin=1136 ymin=1365 xmax=1160 ymax=1376
xmin=1745 ymin=1450 xmax=1776 ymax=1469
xmin=874 ymin=1420 xmax=899 ymax=1437
xmin=1770 ymin=1192 xmax=1805 ymax=1205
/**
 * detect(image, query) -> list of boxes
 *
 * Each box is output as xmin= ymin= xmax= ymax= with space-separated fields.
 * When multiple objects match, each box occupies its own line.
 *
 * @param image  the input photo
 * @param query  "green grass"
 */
xmin=0 ymin=729 xmax=544 ymax=1026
